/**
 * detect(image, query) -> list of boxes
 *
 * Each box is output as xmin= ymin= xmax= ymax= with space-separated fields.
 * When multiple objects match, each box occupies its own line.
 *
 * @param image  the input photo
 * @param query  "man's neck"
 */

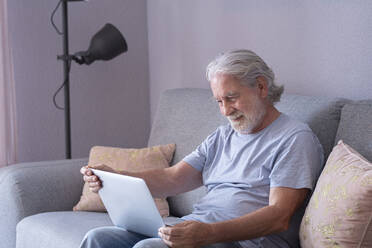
xmin=249 ymin=106 xmax=281 ymax=134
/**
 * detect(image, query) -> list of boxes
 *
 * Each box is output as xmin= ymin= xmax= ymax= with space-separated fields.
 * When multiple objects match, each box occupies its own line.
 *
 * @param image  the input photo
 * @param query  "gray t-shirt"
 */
xmin=182 ymin=113 xmax=324 ymax=248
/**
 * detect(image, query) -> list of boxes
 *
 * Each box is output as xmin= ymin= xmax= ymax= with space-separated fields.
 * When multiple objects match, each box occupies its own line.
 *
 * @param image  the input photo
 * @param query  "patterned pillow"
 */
xmin=73 ymin=144 xmax=176 ymax=217
xmin=300 ymin=140 xmax=372 ymax=247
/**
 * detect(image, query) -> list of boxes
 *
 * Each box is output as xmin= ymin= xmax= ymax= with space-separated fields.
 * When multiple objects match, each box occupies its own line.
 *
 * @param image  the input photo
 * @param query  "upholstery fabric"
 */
xmin=16 ymin=212 xmax=184 ymax=248
xmin=335 ymin=101 xmax=372 ymax=162
xmin=299 ymin=141 xmax=372 ymax=248
xmin=0 ymin=158 xmax=87 ymax=248
xmin=148 ymin=88 xmax=347 ymax=217
xmin=16 ymin=212 xmax=112 ymax=248
xmin=73 ymin=144 xmax=176 ymax=217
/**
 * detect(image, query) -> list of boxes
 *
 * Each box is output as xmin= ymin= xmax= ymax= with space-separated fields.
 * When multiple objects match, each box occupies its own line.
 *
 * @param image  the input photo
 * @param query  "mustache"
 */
xmin=227 ymin=112 xmax=244 ymax=121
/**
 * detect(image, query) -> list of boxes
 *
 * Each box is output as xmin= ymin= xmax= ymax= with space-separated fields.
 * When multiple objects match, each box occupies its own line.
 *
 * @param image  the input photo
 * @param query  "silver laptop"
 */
xmin=91 ymin=169 xmax=165 ymax=237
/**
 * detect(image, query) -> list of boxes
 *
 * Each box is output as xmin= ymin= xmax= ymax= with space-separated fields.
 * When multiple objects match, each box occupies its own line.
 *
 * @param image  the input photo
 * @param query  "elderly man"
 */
xmin=80 ymin=49 xmax=323 ymax=248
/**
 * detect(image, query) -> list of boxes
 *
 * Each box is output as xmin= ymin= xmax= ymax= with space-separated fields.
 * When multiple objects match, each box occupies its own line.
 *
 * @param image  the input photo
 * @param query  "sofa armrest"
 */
xmin=0 ymin=158 xmax=87 ymax=248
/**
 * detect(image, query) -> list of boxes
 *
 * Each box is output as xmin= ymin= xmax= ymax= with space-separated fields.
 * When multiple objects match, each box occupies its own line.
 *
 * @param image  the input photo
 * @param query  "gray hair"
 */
xmin=206 ymin=49 xmax=284 ymax=103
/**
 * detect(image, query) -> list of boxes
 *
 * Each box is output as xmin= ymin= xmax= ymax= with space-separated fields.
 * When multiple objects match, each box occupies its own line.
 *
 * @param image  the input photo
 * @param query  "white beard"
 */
xmin=227 ymin=97 xmax=267 ymax=134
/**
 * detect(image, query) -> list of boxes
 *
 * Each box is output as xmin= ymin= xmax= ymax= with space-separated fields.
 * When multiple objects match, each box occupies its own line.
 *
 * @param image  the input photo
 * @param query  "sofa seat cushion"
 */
xmin=16 ymin=212 xmax=112 ymax=248
xmin=16 ymin=212 xmax=183 ymax=248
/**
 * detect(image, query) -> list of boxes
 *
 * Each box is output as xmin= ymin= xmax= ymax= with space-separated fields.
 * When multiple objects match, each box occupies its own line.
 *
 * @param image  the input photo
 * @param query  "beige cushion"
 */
xmin=300 ymin=140 xmax=372 ymax=247
xmin=73 ymin=144 xmax=176 ymax=217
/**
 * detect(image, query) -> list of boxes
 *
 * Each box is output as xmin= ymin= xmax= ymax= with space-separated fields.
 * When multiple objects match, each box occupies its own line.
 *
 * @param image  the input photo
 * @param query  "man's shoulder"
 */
xmin=266 ymin=114 xmax=318 ymax=147
xmin=275 ymin=113 xmax=313 ymax=135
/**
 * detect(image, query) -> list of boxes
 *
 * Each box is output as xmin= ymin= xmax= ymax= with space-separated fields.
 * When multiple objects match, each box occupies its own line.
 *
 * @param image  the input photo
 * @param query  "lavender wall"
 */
xmin=147 ymin=0 xmax=372 ymax=121
xmin=7 ymin=1 xmax=372 ymax=162
xmin=8 ymin=0 xmax=150 ymax=162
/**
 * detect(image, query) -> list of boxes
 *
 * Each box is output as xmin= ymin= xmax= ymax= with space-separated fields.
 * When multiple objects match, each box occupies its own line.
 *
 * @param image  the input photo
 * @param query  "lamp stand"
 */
xmin=61 ymin=0 xmax=72 ymax=159
xmin=55 ymin=0 xmax=127 ymax=159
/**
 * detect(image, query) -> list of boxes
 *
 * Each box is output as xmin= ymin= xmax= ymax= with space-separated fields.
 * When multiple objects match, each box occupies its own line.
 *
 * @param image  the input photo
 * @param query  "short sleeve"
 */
xmin=182 ymin=129 xmax=219 ymax=171
xmin=269 ymin=131 xmax=324 ymax=190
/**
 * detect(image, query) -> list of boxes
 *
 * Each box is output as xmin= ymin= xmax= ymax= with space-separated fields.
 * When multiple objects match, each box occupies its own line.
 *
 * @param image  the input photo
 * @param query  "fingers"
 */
xmin=159 ymin=234 xmax=189 ymax=248
xmin=81 ymin=165 xmax=102 ymax=193
xmin=82 ymin=167 xmax=98 ymax=183
xmin=159 ymin=226 xmax=182 ymax=237
xmin=158 ymin=226 xmax=183 ymax=245
xmin=80 ymin=165 xmax=93 ymax=176
xmin=83 ymin=174 xmax=99 ymax=182
xmin=87 ymin=177 xmax=101 ymax=193
xmin=80 ymin=166 xmax=87 ymax=175
xmin=159 ymin=221 xmax=191 ymax=235
xmin=158 ymin=221 xmax=207 ymax=248
xmin=89 ymin=183 xmax=101 ymax=193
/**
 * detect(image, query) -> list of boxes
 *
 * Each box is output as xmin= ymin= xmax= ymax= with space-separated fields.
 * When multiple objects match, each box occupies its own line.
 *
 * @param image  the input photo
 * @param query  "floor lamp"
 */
xmin=55 ymin=0 xmax=128 ymax=159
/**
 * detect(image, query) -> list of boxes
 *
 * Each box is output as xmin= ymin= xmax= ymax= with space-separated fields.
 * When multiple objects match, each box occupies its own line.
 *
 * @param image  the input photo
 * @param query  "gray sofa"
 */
xmin=1 ymin=88 xmax=371 ymax=248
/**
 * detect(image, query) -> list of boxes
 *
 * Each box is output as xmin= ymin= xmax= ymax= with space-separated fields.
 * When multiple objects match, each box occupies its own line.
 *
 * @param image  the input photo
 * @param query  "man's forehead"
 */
xmin=210 ymin=76 xmax=245 ymax=98
xmin=213 ymin=90 xmax=240 ymax=99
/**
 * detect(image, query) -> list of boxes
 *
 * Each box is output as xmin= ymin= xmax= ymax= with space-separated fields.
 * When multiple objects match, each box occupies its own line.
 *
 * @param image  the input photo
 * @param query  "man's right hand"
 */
xmin=80 ymin=166 xmax=102 ymax=193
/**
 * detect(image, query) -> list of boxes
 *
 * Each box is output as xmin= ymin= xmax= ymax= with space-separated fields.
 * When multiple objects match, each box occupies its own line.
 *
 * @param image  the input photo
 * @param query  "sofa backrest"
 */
xmin=334 ymin=100 xmax=372 ymax=162
xmin=148 ymin=88 xmax=348 ymax=217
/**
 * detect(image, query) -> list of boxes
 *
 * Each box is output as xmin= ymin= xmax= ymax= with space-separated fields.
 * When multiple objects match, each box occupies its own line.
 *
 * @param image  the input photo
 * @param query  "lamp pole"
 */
xmin=61 ymin=0 xmax=72 ymax=159
xmin=55 ymin=0 xmax=127 ymax=159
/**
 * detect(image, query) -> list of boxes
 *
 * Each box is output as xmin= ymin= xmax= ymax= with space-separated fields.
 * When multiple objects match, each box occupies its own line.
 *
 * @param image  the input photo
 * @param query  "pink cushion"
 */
xmin=300 ymin=140 xmax=372 ymax=247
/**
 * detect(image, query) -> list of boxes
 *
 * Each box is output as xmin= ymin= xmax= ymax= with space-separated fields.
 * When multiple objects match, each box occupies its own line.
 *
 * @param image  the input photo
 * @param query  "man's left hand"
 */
xmin=158 ymin=221 xmax=214 ymax=248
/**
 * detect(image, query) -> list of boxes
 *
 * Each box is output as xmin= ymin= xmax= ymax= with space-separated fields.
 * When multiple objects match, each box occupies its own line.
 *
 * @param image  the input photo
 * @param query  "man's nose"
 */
xmin=221 ymin=102 xmax=234 ymax=116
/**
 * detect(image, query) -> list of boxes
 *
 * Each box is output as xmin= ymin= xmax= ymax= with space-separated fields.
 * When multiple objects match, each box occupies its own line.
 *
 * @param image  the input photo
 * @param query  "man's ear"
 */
xmin=256 ymin=76 xmax=268 ymax=98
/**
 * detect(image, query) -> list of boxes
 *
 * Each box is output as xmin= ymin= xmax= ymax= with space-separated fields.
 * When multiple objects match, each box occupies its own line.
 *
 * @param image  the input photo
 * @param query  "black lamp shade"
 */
xmin=75 ymin=23 xmax=128 ymax=65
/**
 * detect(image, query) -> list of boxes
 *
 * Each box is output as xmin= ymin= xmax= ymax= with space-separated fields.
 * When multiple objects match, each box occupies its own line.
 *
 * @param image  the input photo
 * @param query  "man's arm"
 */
xmin=81 ymin=161 xmax=203 ymax=198
xmin=159 ymin=187 xmax=309 ymax=247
